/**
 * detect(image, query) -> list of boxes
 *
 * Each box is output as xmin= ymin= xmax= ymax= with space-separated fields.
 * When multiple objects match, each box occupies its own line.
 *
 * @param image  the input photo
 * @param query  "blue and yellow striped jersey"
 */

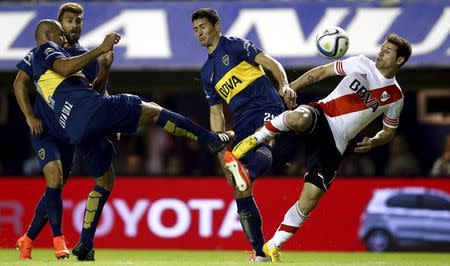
xmin=17 ymin=43 xmax=100 ymax=142
xmin=31 ymin=41 xmax=105 ymax=143
xmin=200 ymin=36 xmax=283 ymax=122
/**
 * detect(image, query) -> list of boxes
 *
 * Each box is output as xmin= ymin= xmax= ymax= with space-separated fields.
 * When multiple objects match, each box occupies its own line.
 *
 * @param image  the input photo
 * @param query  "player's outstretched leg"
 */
xmin=155 ymin=108 xmax=234 ymax=153
xmin=139 ymin=102 xmax=234 ymax=153
xmin=232 ymin=111 xmax=292 ymax=159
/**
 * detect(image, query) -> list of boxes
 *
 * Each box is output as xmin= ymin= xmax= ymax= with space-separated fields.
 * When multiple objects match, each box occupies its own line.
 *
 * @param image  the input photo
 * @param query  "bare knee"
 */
xmin=94 ymin=165 xmax=115 ymax=191
xmin=139 ymin=101 xmax=163 ymax=126
xmin=43 ymin=161 xmax=64 ymax=189
xmin=297 ymin=183 xmax=324 ymax=215
xmin=285 ymin=107 xmax=313 ymax=132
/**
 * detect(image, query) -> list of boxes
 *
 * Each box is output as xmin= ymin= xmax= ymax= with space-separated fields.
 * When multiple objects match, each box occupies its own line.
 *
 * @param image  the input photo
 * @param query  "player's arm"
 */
xmin=354 ymin=125 xmax=396 ymax=153
xmin=13 ymin=70 xmax=43 ymax=135
xmin=289 ymin=62 xmax=337 ymax=91
xmin=210 ymin=103 xmax=233 ymax=184
xmin=255 ymin=52 xmax=297 ymax=109
xmin=53 ymin=33 xmax=120 ymax=77
xmin=91 ymin=50 xmax=114 ymax=93
xmin=210 ymin=103 xmax=226 ymax=132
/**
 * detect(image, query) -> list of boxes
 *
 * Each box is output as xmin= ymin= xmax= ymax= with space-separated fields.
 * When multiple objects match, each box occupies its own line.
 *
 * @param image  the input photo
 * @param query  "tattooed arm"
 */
xmin=290 ymin=62 xmax=337 ymax=91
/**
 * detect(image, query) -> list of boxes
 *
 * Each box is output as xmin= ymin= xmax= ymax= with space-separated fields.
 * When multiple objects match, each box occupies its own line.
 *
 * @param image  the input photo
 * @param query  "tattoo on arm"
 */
xmin=306 ymin=74 xmax=316 ymax=85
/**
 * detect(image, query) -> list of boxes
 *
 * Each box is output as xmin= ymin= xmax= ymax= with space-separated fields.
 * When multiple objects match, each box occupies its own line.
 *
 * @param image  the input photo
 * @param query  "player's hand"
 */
xmin=354 ymin=137 xmax=373 ymax=153
xmin=217 ymin=151 xmax=233 ymax=185
xmin=279 ymin=84 xmax=297 ymax=109
xmin=99 ymin=50 xmax=114 ymax=69
xmin=26 ymin=115 xmax=43 ymax=136
xmin=100 ymin=33 xmax=121 ymax=53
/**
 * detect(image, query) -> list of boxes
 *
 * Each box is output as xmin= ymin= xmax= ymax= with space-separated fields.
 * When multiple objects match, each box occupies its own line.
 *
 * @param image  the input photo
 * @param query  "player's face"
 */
xmin=376 ymin=42 xmax=399 ymax=70
xmin=49 ymin=25 xmax=67 ymax=47
xmin=60 ymin=11 xmax=83 ymax=45
xmin=192 ymin=18 xmax=219 ymax=47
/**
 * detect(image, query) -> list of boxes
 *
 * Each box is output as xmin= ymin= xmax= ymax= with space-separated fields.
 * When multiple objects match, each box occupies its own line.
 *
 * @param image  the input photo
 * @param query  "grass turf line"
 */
xmin=1 ymin=249 xmax=450 ymax=266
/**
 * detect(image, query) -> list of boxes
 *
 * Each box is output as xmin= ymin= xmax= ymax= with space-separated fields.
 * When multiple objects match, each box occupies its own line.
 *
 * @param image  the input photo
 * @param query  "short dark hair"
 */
xmin=191 ymin=8 xmax=220 ymax=25
xmin=386 ymin=33 xmax=412 ymax=67
xmin=57 ymin=2 xmax=84 ymax=22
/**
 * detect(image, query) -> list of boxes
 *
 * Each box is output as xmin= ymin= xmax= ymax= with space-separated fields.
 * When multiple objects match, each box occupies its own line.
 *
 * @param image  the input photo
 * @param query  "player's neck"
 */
xmin=64 ymin=42 xmax=77 ymax=50
xmin=377 ymin=67 xmax=396 ymax=79
xmin=207 ymin=35 xmax=221 ymax=54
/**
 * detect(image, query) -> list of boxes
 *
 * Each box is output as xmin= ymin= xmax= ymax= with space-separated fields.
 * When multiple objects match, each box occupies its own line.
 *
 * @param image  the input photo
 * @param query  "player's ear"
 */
xmin=396 ymin=56 xmax=405 ymax=66
xmin=44 ymin=31 xmax=51 ymax=41
xmin=214 ymin=21 xmax=221 ymax=32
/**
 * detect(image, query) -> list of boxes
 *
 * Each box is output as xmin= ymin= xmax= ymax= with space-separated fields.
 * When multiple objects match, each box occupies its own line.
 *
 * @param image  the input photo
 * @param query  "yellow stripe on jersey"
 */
xmin=215 ymin=61 xmax=265 ymax=103
xmin=37 ymin=70 xmax=84 ymax=103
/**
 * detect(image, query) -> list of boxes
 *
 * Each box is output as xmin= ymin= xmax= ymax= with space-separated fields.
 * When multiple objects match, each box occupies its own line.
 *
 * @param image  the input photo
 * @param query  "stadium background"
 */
xmin=0 ymin=0 xmax=449 ymax=252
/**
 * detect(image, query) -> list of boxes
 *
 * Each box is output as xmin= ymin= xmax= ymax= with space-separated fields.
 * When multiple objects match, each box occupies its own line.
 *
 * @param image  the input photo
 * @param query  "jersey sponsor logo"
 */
xmin=38 ymin=148 xmax=45 ymax=160
xmin=349 ymin=79 xmax=380 ymax=112
xmin=218 ymin=76 xmax=242 ymax=99
xmin=59 ymin=101 xmax=73 ymax=129
xmin=214 ymin=61 xmax=264 ymax=103
xmin=222 ymin=54 xmax=229 ymax=66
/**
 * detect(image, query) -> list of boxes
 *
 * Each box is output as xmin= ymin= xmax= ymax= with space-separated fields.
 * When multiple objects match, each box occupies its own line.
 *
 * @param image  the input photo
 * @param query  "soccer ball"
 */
xmin=315 ymin=26 xmax=349 ymax=59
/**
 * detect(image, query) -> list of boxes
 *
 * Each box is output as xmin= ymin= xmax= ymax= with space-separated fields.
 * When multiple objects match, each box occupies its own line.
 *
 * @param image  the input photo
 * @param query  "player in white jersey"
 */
xmin=225 ymin=34 xmax=412 ymax=261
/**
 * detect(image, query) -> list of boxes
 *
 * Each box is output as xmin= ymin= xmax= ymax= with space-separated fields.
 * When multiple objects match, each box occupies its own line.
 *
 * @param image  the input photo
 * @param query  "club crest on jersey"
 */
xmin=222 ymin=54 xmax=229 ymax=66
xmin=349 ymin=79 xmax=380 ymax=112
xmin=38 ymin=148 xmax=45 ymax=160
xmin=380 ymin=91 xmax=390 ymax=102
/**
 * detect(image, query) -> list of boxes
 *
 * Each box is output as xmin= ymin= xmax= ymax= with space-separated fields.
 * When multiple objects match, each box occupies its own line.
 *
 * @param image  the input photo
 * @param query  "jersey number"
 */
xmin=264 ymin=113 xmax=276 ymax=122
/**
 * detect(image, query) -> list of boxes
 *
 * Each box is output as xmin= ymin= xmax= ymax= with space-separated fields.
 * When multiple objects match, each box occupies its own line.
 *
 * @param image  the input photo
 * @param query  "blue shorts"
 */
xmin=77 ymin=137 xmax=115 ymax=178
xmin=30 ymin=131 xmax=75 ymax=177
xmin=233 ymin=106 xmax=284 ymax=144
xmin=79 ymin=94 xmax=142 ymax=144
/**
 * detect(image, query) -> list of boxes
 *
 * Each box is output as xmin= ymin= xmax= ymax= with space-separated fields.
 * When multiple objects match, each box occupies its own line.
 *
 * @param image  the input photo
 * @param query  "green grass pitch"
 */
xmin=1 ymin=249 xmax=449 ymax=265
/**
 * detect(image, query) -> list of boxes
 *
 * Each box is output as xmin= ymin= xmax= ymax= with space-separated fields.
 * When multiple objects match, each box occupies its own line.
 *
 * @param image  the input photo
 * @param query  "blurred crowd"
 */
xmin=1 ymin=90 xmax=449 ymax=177
xmin=0 ymin=0 xmax=447 ymax=5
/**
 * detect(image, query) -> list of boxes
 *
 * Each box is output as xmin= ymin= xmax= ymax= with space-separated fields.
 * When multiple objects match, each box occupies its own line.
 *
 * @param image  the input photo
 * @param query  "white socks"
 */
xmin=253 ymin=111 xmax=291 ymax=142
xmin=268 ymin=202 xmax=309 ymax=248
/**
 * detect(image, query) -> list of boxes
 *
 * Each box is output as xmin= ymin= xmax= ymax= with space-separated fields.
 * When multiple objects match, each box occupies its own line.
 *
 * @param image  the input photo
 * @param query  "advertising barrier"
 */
xmin=1 ymin=177 xmax=449 ymax=251
xmin=0 ymin=2 xmax=450 ymax=69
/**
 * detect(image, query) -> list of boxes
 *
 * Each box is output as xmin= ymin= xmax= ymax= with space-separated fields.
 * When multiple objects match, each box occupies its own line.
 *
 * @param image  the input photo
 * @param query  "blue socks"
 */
xmin=156 ymin=109 xmax=217 ymax=147
xmin=80 ymin=186 xmax=110 ymax=249
xmin=236 ymin=196 xmax=265 ymax=257
xmin=44 ymin=187 xmax=63 ymax=237
xmin=244 ymin=143 xmax=273 ymax=181
xmin=26 ymin=194 xmax=48 ymax=240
